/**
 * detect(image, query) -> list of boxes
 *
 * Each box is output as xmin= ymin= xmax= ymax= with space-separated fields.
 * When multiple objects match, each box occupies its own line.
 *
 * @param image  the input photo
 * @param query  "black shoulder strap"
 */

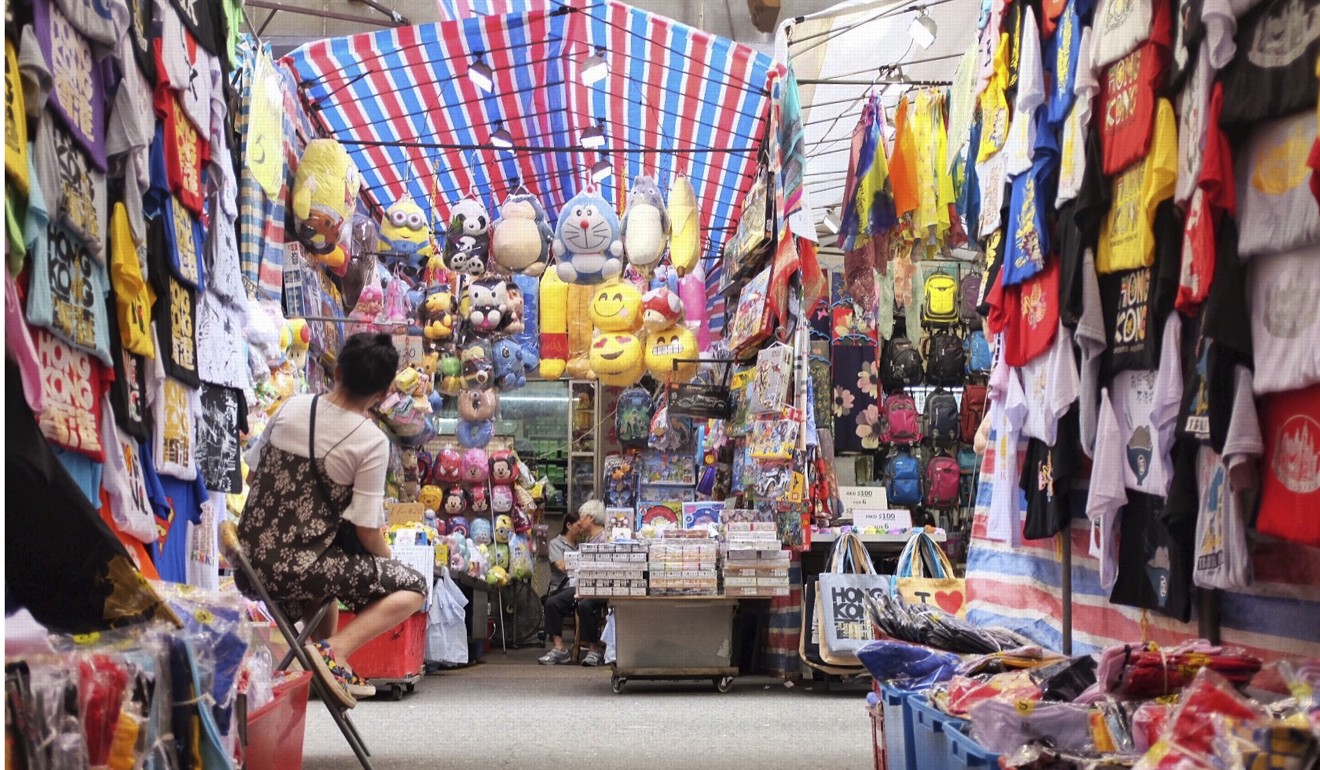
xmin=308 ymin=395 xmax=336 ymax=507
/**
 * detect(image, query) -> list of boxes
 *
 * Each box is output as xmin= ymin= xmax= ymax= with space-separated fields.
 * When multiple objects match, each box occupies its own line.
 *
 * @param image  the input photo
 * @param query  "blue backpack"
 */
xmin=885 ymin=451 xmax=923 ymax=507
xmin=615 ymin=387 xmax=654 ymax=449
xmin=966 ymin=330 xmax=992 ymax=376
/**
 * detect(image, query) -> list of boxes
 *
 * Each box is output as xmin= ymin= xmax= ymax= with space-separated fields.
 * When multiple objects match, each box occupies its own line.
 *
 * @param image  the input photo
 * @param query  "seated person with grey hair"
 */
xmin=538 ymin=500 xmax=609 ymax=666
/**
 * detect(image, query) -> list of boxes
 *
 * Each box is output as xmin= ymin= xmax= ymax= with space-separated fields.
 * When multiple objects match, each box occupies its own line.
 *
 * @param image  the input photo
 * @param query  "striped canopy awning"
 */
xmin=286 ymin=0 xmax=774 ymax=286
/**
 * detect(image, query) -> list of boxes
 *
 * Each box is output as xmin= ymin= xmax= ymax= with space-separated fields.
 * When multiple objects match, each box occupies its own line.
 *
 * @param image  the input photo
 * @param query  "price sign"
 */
xmin=854 ymin=509 xmax=914 ymax=531
xmin=837 ymin=486 xmax=888 ymax=520
xmin=386 ymin=502 xmax=425 ymax=527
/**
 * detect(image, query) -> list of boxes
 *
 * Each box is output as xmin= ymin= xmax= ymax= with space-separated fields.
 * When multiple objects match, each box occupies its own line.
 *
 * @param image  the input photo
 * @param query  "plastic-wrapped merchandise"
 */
xmin=1210 ymin=715 xmax=1318 ymax=770
xmin=1034 ymin=656 xmax=1099 ymax=702
xmin=856 ymin=640 xmax=962 ymax=690
xmin=1090 ymin=640 xmax=1263 ymax=700
xmin=1131 ymin=700 xmax=1174 ymax=755
xmin=947 ymin=670 xmax=1043 ymax=718
xmin=1133 ymin=669 xmax=1268 ymax=770
xmin=969 ymin=698 xmax=1096 ymax=756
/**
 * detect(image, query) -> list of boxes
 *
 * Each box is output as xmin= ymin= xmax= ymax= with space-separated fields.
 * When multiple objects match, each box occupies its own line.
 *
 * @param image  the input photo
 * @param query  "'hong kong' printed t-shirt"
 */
xmin=1097 ymin=99 xmax=1177 ymax=274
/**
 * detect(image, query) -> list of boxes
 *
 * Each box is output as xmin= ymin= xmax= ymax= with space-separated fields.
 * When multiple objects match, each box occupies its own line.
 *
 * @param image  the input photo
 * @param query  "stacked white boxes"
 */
xmin=576 ymin=542 xmax=649 ymax=597
xmin=723 ymin=522 xmax=791 ymax=597
xmin=648 ymin=531 xmax=720 ymax=596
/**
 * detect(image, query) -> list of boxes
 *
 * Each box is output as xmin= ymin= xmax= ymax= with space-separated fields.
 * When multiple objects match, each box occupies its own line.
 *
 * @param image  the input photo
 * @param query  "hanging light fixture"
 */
xmin=469 ymin=54 xmax=494 ymax=92
xmin=490 ymin=121 xmax=514 ymax=149
xmin=580 ymin=47 xmax=607 ymax=85
xmin=580 ymin=121 xmax=606 ymax=149
xmin=823 ymin=209 xmax=841 ymax=234
xmin=908 ymin=10 xmax=938 ymax=49
xmin=590 ymin=157 xmax=612 ymax=182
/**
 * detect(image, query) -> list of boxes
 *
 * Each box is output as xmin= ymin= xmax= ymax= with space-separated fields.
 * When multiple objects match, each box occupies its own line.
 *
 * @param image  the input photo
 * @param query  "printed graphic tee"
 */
xmin=1092 ymin=0 xmax=1155 ymax=68
xmin=1098 ymin=0 xmax=1171 ymax=176
xmin=1097 ymin=99 xmax=1177 ymax=274
xmin=1020 ymin=322 xmax=1081 ymax=444
xmin=1088 ymin=388 xmax=1127 ymax=589
xmin=1191 ymin=367 xmax=1262 ymax=589
xmin=1236 ymin=112 xmax=1320 ymax=259
xmin=1109 ymin=490 xmax=1194 ymax=621
xmin=977 ymin=350 xmax=1029 ymax=545
xmin=1217 ymin=0 xmax=1320 ymax=126
xmin=1108 ymin=314 xmax=1183 ymax=496
xmin=1248 ymin=245 xmax=1320 ymax=394
xmin=1257 ymin=382 xmax=1320 ymax=547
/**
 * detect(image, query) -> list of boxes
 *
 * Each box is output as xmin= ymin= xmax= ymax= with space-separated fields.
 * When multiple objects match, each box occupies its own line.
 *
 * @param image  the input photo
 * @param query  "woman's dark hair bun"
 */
xmin=338 ymin=332 xmax=400 ymax=399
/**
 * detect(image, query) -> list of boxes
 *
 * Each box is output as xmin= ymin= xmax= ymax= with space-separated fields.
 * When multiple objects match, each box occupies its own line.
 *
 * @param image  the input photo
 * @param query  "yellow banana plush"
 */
xmin=667 ymin=175 xmax=699 ymax=276
xmin=539 ymin=269 xmax=568 ymax=379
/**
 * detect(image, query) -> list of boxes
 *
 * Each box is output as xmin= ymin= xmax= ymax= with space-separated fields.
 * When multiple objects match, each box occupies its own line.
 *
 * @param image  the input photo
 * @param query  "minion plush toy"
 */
xmin=378 ymin=195 xmax=435 ymax=276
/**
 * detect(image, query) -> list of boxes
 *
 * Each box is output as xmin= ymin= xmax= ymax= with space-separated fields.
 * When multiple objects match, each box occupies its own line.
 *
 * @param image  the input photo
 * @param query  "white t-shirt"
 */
xmin=1087 ymin=388 xmax=1127 ymax=590
xmin=246 ymin=394 xmax=392 ymax=528
xmin=1201 ymin=0 xmax=1269 ymax=69
xmin=1248 ymin=245 xmax=1320 ymax=394
xmin=1057 ymin=26 xmax=1099 ymax=207
xmin=1193 ymin=367 xmax=1262 ymax=590
xmin=157 ymin=0 xmax=214 ymax=136
xmin=1075 ymin=248 xmax=1107 ymax=456
xmin=1091 ymin=0 xmax=1154 ymax=68
xmin=1001 ymin=6 xmax=1045 ymax=179
xmin=1109 ymin=315 xmax=1183 ymax=496
xmin=1020 ymin=322 xmax=1081 ymax=445
xmin=1175 ymin=46 xmax=1213 ymax=207
xmin=100 ymin=396 xmax=159 ymax=544
xmin=977 ymin=151 xmax=1008 ymax=237
xmin=977 ymin=344 xmax=1029 ymax=544
xmin=1236 ymin=113 xmax=1320 ymax=259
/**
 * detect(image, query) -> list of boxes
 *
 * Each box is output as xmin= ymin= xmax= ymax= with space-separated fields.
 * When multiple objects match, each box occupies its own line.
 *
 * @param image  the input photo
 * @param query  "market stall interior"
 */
xmin=5 ymin=0 xmax=1320 ymax=765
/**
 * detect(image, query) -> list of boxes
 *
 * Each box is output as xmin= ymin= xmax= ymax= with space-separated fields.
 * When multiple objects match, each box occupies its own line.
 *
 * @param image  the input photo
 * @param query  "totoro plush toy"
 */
xmin=553 ymin=187 xmax=623 ymax=285
xmin=620 ymin=175 xmax=669 ymax=277
xmin=444 ymin=198 xmax=491 ymax=277
xmin=491 ymin=193 xmax=553 ymax=276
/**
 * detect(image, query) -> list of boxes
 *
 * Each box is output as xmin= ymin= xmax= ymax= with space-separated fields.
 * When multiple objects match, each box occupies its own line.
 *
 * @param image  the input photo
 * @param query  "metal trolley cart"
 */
xmin=609 ymin=596 xmax=740 ymax=693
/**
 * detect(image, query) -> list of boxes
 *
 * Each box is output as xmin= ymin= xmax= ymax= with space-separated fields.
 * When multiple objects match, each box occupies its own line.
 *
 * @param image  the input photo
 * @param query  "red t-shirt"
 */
xmin=1098 ymin=0 xmax=1171 ymax=176
xmin=1175 ymin=84 xmax=1235 ymax=316
xmin=1002 ymin=255 xmax=1060 ymax=366
xmin=34 ymin=328 xmax=110 ymax=461
xmin=1258 ymin=383 xmax=1320 ymax=548
xmin=153 ymin=44 xmax=208 ymax=216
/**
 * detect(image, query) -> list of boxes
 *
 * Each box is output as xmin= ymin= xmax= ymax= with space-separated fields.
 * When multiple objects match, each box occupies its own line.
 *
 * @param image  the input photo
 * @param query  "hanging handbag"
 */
xmin=815 ymin=532 xmax=891 ymax=666
xmin=892 ymin=531 xmax=966 ymax=618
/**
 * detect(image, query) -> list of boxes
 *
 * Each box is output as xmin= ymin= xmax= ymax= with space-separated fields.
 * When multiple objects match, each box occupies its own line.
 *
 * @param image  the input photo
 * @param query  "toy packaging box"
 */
xmin=728 ymin=264 xmax=774 ymax=355
xmin=752 ymin=344 xmax=793 ymax=414
xmin=638 ymin=450 xmax=697 ymax=486
xmin=636 ymin=501 xmax=682 ymax=533
xmin=681 ymin=501 xmax=725 ymax=529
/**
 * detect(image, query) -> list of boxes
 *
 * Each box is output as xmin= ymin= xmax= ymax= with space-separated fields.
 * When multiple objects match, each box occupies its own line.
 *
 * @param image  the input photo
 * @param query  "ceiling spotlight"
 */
xmin=823 ymin=209 xmax=841 ymax=234
xmin=590 ymin=158 xmax=612 ymax=183
xmin=490 ymin=122 xmax=514 ymax=149
xmin=580 ymin=47 xmax=607 ymax=85
xmin=469 ymin=54 xmax=494 ymax=93
xmin=908 ymin=11 xmax=938 ymax=49
xmin=580 ymin=122 xmax=606 ymax=149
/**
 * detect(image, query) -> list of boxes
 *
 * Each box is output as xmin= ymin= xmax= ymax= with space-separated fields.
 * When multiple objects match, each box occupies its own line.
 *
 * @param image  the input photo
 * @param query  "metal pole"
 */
xmin=1061 ymin=526 xmax=1073 ymax=655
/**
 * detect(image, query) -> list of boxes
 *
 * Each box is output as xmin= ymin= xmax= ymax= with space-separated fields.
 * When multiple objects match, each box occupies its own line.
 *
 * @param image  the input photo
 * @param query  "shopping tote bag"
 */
xmin=816 ymin=532 xmax=891 ymax=666
xmin=892 ymin=532 xmax=967 ymax=618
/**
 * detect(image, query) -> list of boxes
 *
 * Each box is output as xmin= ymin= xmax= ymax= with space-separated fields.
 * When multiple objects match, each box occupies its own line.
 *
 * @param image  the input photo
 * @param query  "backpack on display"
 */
xmin=616 ymin=387 xmax=654 ymax=449
xmin=966 ymin=330 xmax=992 ymax=377
xmin=960 ymin=272 xmax=983 ymax=329
xmin=880 ymin=392 xmax=923 ymax=446
xmin=885 ymin=451 xmax=923 ymax=507
xmin=958 ymin=445 xmax=979 ymax=507
xmin=881 ymin=334 xmax=924 ymax=392
xmin=924 ymin=330 xmax=966 ymax=387
xmin=922 ymin=272 xmax=961 ymax=328
xmin=925 ymin=390 xmax=961 ymax=446
xmin=924 ymin=455 xmax=962 ymax=509
xmin=960 ymin=383 xmax=988 ymax=444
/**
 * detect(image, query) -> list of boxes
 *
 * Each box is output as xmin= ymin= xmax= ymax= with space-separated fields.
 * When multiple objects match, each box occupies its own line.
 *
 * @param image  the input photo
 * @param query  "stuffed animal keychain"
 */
xmin=620 ymin=174 xmax=669 ymax=278
xmin=553 ymin=186 xmax=623 ymax=284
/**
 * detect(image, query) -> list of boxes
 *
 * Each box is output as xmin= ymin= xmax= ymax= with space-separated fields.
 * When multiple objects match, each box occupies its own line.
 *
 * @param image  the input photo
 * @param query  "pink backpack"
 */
xmin=880 ymin=393 xmax=923 ymax=445
xmin=924 ymin=456 xmax=962 ymax=509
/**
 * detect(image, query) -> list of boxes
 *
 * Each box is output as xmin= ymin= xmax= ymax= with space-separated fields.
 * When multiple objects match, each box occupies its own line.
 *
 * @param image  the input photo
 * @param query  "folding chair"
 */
xmin=219 ymin=522 xmax=374 ymax=769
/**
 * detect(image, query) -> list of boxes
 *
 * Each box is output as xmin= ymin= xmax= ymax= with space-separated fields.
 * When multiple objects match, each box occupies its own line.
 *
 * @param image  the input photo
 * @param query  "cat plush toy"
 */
xmin=492 ymin=338 xmax=527 ymax=391
xmin=468 ymin=278 xmax=511 ymax=334
xmin=620 ymin=175 xmax=669 ymax=277
xmin=490 ymin=193 xmax=552 ymax=276
xmin=444 ymin=198 xmax=491 ymax=277
xmin=553 ymin=187 xmax=624 ymax=285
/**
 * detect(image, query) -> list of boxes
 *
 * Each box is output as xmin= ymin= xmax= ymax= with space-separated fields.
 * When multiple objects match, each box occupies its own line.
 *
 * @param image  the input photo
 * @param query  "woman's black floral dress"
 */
xmin=236 ymin=396 xmax=427 ymax=619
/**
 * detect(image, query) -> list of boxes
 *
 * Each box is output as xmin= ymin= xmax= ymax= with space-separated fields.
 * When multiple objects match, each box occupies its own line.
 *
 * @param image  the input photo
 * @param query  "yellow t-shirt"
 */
xmin=1097 ymin=99 xmax=1178 ymax=274
xmin=977 ymin=34 xmax=1012 ymax=164
xmin=109 ymin=203 xmax=156 ymax=356
xmin=914 ymin=89 xmax=955 ymax=237
xmin=5 ymin=40 xmax=30 ymax=196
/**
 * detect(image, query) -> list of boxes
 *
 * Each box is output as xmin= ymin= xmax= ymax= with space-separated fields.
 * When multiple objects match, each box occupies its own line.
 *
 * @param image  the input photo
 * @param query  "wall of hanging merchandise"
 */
xmin=798 ymin=0 xmax=1320 ymax=662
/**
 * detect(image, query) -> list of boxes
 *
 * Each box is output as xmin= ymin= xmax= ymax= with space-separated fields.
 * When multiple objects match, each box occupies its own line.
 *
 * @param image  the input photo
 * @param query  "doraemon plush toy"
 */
xmin=553 ymin=187 xmax=623 ymax=285
xmin=377 ymin=195 xmax=434 ymax=273
xmin=292 ymin=138 xmax=361 ymax=260
xmin=492 ymin=338 xmax=527 ymax=391
xmin=491 ymin=193 xmax=552 ymax=276
xmin=467 ymin=278 xmax=510 ymax=334
xmin=462 ymin=448 xmax=490 ymax=484
xmin=444 ymin=198 xmax=491 ymax=277
xmin=621 ymin=174 xmax=669 ymax=277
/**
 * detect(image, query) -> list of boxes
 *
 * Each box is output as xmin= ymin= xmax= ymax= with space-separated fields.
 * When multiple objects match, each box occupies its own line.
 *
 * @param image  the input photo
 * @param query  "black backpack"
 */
xmin=924 ymin=330 xmax=967 ymax=387
xmin=924 ymin=390 xmax=961 ymax=446
xmin=881 ymin=334 xmax=924 ymax=393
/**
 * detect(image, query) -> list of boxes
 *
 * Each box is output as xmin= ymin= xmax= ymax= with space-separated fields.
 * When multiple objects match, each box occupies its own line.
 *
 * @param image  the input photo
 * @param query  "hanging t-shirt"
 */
xmin=1237 ymin=112 xmax=1320 ymax=259
xmin=1109 ymin=490 xmax=1194 ymax=620
xmin=1191 ymin=367 xmax=1261 ymax=589
xmin=977 ymin=345 xmax=1030 ymax=544
xmin=1021 ymin=322 xmax=1082 ymax=444
xmin=1088 ymin=388 xmax=1127 ymax=589
xmin=1168 ymin=0 xmax=1207 ymax=90
xmin=1058 ymin=26 xmax=1101 ymax=207
xmin=101 ymin=395 xmax=159 ymax=545
xmin=1046 ymin=0 xmax=1085 ymax=126
xmin=1059 ymin=130 xmax=1109 ymax=328
xmin=147 ymin=217 xmax=201 ymax=387
xmin=1002 ymin=5 xmax=1047 ymax=178
xmin=107 ymin=307 xmax=150 ymax=442
xmin=164 ymin=0 xmax=224 ymax=58
xmin=32 ymin=116 xmax=107 ymax=261
xmin=1110 ymin=315 xmax=1184 ymax=496
xmin=1097 ymin=99 xmax=1177 ymax=274
xmin=977 ymin=34 xmax=1013 ymax=236
xmin=1176 ymin=83 xmax=1234 ymax=315
xmin=1100 ymin=200 xmax=1181 ymax=374
xmin=1092 ymin=0 xmax=1156 ymax=67
xmin=196 ymin=384 xmax=246 ymax=494
xmin=30 ymin=0 xmax=108 ymax=170
xmin=153 ymin=373 xmax=201 ymax=481
xmin=1098 ymin=0 xmax=1171 ymax=176
xmin=1002 ymin=255 xmax=1061 ymax=367
xmin=125 ymin=0 xmax=156 ymax=83
xmin=1021 ymin=407 xmax=1082 ymax=540
xmin=109 ymin=202 xmax=155 ymax=357
xmin=156 ymin=6 xmax=214 ymax=136
xmin=5 ymin=41 xmax=30 ymax=195
xmin=1249 ymin=245 xmax=1320 ymax=394
xmin=154 ymin=472 xmax=206 ymax=583
xmin=25 ymin=220 xmax=113 ymax=365
xmin=1175 ymin=47 xmax=1214 ymax=208
xmin=1257 ymin=382 xmax=1320 ymax=548
xmin=152 ymin=85 xmax=208 ymax=218
xmin=34 ymin=327 xmax=107 ymax=461
xmin=1076 ymin=248 xmax=1108 ymax=456
xmin=1003 ymin=112 xmax=1060 ymax=286
xmin=1217 ymin=0 xmax=1320 ymax=127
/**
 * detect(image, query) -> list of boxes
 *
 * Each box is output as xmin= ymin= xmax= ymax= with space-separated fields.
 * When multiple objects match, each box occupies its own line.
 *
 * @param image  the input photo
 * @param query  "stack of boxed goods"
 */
xmin=576 ymin=542 xmax=648 ymax=597
xmin=723 ymin=521 xmax=790 ymax=597
xmin=648 ymin=531 xmax=720 ymax=596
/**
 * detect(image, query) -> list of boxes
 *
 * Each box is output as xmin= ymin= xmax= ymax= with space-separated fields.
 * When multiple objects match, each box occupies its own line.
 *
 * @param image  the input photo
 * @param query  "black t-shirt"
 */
xmin=1166 ymin=0 xmax=1205 ymax=93
xmin=1099 ymin=200 xmax=1182 ymax=378
xmin=196 ymin=384 xmax=247 ymax=494
xmin=1218 ymin=0 xmax=1320 ymax=126
xmin=1021 ymin=406 xmax=1082 ymax=539
xmin=168 ymin=0 xmax=224 ymax=58
xmin=148 ymin=218 xmax=201 ymax=388
xmin=1059 ymin=130 xmax=1110 ymax=328
xmin=105 ymin=294 xmax=151 ymax=441
xmin=1109 ymin=490 xmax=1194 ymax=621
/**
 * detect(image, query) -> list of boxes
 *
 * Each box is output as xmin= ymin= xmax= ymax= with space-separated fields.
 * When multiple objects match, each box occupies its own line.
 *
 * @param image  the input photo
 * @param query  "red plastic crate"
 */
xmin=245 ymin=671 xmax=311 ymax=770
xmin=336 ymin=611 xmax=426 ymax=680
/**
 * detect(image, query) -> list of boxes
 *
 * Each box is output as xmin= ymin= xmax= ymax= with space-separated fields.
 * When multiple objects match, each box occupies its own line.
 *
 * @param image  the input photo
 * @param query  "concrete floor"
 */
xmin=302 ymin=648 xmax=875 ymax=769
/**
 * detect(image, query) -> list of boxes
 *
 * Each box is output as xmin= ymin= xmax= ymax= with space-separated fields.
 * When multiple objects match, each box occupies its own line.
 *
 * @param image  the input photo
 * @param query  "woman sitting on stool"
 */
xmin=539 ymin=500 xmax=609 ymax=666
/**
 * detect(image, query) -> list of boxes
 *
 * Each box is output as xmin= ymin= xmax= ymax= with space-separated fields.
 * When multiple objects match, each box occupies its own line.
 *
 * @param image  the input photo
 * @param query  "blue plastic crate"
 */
xmin=878 ymin=683 xmax=916 ymax=770
xmin=948 ymin=722 xmax=1001 ymax=769
xmin=909 ymin=694 xmax=968 ymax=770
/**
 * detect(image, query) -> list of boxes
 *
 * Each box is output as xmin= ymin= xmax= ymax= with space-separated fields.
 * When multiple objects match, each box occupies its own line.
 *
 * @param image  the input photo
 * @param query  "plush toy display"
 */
xmin=667 ymin=175 xmax=699 ymax=276
xmin=420 ymin=484 xmax=443 ymax=513
xmin=468 ymin=486 xmax=490 ymax=516
xmin=565 ymin=284 xmax=595 ymax=379
xmin=641 ymin=287 xmax=683 ymax=333
xmin=511 ymin=274 xmax=540 ymax=370
xmin=460 ymin=341 xmax=495 ymax=389
xmin=457 ymin=388 xmax=499 ymax=422
xmin=492 ymin=482 xmax=514 ymax=512
xmin=512 ymin=507 xmax=533 ymax=534
xmin=348 ymin=283 xmax=384 ymax=335
xmin=590 ymin=333 xmax=646 ymax=387
xmin=421 ymin=290 xmax=457 ymax=346
xmin=679 ymin=267 xmax=711 ymax=353
xmin=588 ymin=280 xmax=644 ymax=333
xmin=437 ymin=447 xmax=464 ymax=484
xmin=449 ymin=516 xmax=470 ymax=538
xmin=377 ymin=195 xmax=434 ymax=274
xmin=645 ymin=325 xmax=699 ymax=381
xmin=461 ymin=449 xmax=490 ymax=484
xmin=468 ymin=277 xmax=511 ymax=334
xmin=486 ymin=564 xmax=510 ymax=587
xmin=494 ymin=514 xmax=513 ymax=543
xmin=443 ymin=486 xmax=466 ymax=516
xmin=553 ymin=187 xmax=624 ymax=284
xmin=488 ymin=451 xmax=517 ymax=484
xmin=539 ymin=269 xmax=569 ymax=379
xmin=620 ymin=174 xmax=669 ymax=277
xmin=492 ymin=338 xmax=527 ymax=391
xmin=490 ymin=193 xmax=553 ymax=276
xmin=504 ymin=284 xmax=525 ymax=334
xmin=457 ymin=419 xmax=494 ymax=449
xmin=291 ymin=138 xmax=362 ymax=260
xmin=509 ymin=535 xmax=533 ymax=580
xmin=471 ymin=517 xmax=493 ymax=545
xmin=444 ymin=198 xmax=491 ymax=277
